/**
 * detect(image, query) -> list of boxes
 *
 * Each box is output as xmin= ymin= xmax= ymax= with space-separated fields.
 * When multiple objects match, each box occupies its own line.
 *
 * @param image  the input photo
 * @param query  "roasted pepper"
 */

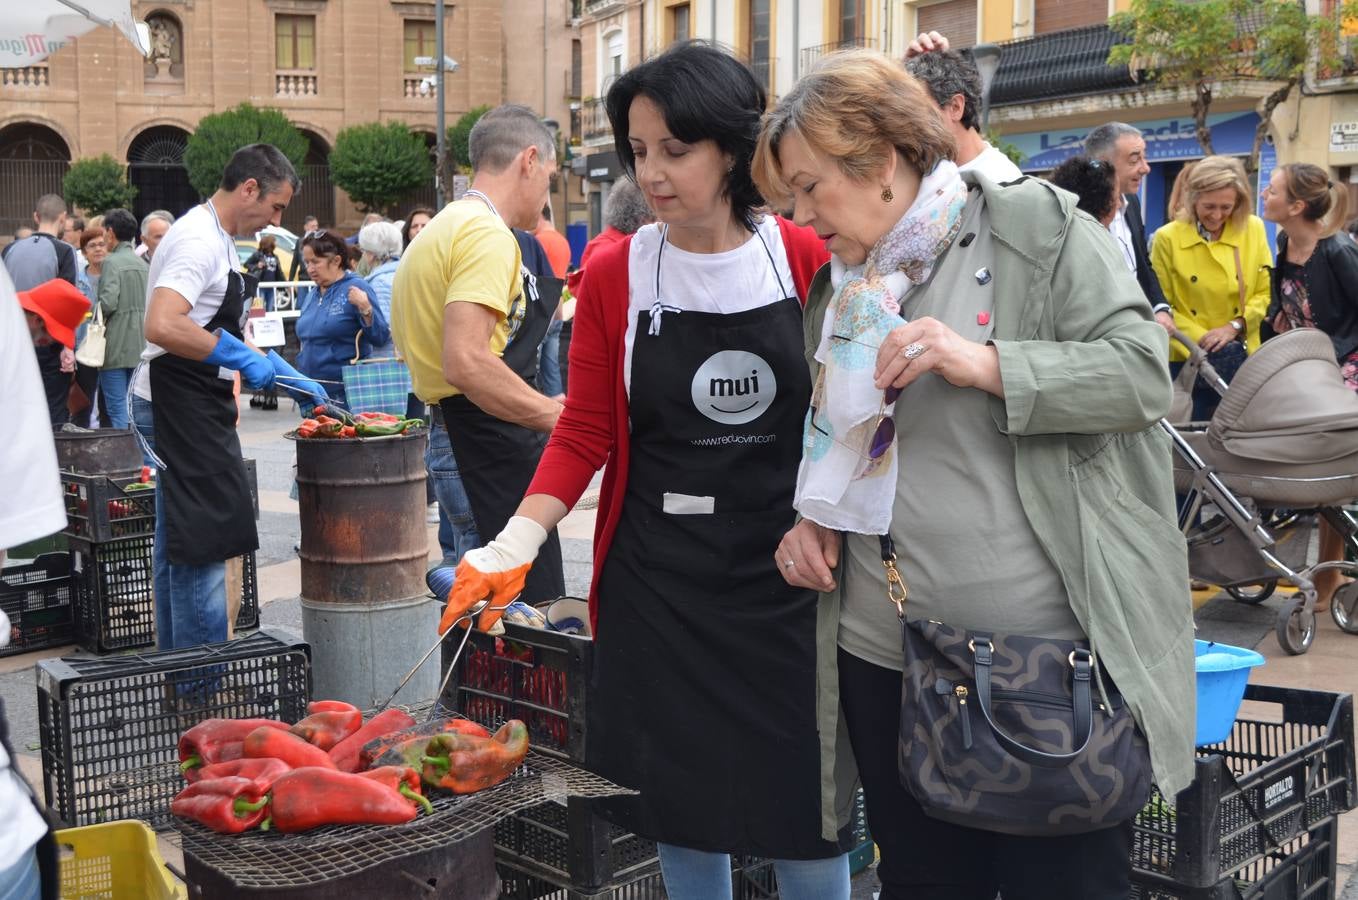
xmin=359 ymin=765 xmax=433 ymax=814
xmin=421 ymin=720 xmax=529 ymax=794
xmin=312 ymin=405 xmax=354 ymax=426
xmin=242 ymin=725 xmax=337 ymax=769
xmin=178 ymin=718 xmax=291 ymax=776
xmin=362 ymin=717 xmax=491 ymax=770
xmin=171 ymin=776 xmax=271 ymax=833
xmin=312 ymin=415 xmax=344 ymax=437
xmin=289 ymin=701 xmax=362 ymax=751
xmin=328 ymin=708 xmax=417 ymax=773
xmin=296 ymin=418 xmax=320 ymax=439
xmin=185 ymin=756 xmax=292 ymax=786
xmin=263 ymin=766 xmax=420 ymax=832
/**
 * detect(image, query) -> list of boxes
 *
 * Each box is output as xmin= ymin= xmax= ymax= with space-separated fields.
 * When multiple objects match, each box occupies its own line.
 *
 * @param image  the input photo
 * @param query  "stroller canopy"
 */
xmin=1208 ymin=327 xmax=1358 ymax=466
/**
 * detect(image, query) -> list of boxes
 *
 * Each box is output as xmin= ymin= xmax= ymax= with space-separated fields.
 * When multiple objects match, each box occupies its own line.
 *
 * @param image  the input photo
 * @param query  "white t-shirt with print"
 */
xmin=621 ymin=217 xmax=795 ymax=397
xmin=133 ymin=203 xmax=238 ymax=400
xmin=960 ymin=142 xmax=1023 ymax=183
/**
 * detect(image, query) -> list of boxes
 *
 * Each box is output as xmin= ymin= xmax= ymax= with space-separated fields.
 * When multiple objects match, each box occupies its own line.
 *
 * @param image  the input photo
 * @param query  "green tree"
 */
xmin=330 ymin=122 xmax=432 ymax=216
xmin=447 ymin=105 xmax=491 ymax=172
xmin=1108 ymin=0 xmax=1358 ymax=171
xmin=184 ymin=102 xmax=308 ymax=198
xmin=62 ymin=155 xmax=137 ymax=215
xmin=985 ymin=129 xmax=1026 ymax=168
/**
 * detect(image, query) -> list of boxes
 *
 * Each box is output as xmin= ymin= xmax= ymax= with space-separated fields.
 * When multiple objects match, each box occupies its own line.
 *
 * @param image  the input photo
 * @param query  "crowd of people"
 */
xmin=6 ymin=28 xmax=1358 ymax=900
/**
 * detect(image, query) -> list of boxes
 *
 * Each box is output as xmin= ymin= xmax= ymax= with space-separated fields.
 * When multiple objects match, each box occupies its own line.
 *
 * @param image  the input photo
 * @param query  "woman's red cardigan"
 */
xmin=525 ymin=218 xmax=828 ymax=632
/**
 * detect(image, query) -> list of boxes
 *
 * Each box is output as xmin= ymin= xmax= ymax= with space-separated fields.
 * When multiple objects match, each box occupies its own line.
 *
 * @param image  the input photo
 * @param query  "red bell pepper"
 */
xmin=289 ymin=701 xmax=362 ymax=751
xmin=421 ymin=720 xmax=529 ymax=795
xmin=263 ymin=767 xmax=420 ymax=832
xmin=360 ymin=717 xmax=491 ymax=770
xmin=328 ymin=708 xmax=416 ymax=773
xmin=359 ymin=766 xmax=433 ymax=814
xmin=171 ymin=776 xmax=271 ymax=834
xmin=185 ymin=756 xmax=292 ymax=786
xmin=242 ymin=726 xmax=337 ymax=769
xmin=178 ymin=718 xmax=290 ymax=776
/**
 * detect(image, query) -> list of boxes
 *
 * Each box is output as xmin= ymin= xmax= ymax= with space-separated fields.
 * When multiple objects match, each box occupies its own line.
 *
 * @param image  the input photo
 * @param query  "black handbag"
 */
xmin=877 ymin=538 xmax=1153 ymax=837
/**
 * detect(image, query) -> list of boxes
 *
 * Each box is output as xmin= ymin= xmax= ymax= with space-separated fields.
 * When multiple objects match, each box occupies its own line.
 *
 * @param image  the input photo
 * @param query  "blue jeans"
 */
xmin=426 ymin=418 xmax=480 ymax=564
xmin=134 ymin=394 xmax=228 ymax=651
xmin=98 ymin=367 xmax=133 ymax=429
xmin=538 ymin=318 xmax=564 ymax=397
xmin=0 ymin=846 xmax=41 ymax=900
xmin=657 ymin=844 xmax=849 ymax=900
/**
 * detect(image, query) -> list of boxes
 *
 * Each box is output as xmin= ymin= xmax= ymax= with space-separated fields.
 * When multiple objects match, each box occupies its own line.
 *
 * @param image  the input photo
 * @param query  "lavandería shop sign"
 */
xmin=1010 ymin=111 xmax=1260 ymax=172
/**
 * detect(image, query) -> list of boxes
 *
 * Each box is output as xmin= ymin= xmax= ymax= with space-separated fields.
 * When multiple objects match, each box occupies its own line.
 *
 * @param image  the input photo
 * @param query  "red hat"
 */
xmin=17 ymin=278 xmax=90 ymax=349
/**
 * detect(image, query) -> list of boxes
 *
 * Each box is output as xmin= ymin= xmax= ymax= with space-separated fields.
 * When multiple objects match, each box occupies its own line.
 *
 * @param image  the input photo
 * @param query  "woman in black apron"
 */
xmin=442 ymin=43 xmax=850 ymax=899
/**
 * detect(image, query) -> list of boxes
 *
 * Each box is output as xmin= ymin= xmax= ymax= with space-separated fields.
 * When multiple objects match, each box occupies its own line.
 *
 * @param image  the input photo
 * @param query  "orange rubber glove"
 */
xmin=438 ymin=516 xmax=548 ymax=634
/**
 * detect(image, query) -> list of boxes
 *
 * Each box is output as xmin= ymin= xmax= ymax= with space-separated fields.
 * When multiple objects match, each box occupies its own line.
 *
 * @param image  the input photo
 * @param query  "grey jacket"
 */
xmin=806 ymin=171 xmax=1196 ymax=840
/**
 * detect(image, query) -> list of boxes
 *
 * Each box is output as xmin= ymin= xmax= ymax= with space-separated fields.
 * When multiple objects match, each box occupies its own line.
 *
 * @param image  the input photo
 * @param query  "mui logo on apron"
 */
xmin=690 ymin=350 xmax=777 ymax=425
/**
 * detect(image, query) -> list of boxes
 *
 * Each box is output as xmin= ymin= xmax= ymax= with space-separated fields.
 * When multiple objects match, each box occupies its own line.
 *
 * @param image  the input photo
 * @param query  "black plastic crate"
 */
xmin=37 ymin=629 xmax=311 ymax=828
xmin=69 ymin=535 xmax=155 ymax=652
xmin=1130 ymin=817 xmax=1338 ymax=899
xmin=60 ymin=472 xmax=156 ymax=543
xmin=1132 ymin=685 xmax=1354 ymax=892
xmin=235 ymin=551 xmax=260 ymax=632
xmin=495 ymin=799 xmax=659 ymax=890
xmin=1 ymin=552 xmax=75 ymax=657
xmin=448 ymin=622 xmax=589 ymax=762
xmin=496 ymin=854 xmax=777 ymax=899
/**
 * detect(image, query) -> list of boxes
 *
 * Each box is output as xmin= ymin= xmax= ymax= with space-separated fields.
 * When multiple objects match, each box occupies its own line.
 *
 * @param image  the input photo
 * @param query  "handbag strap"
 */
xmin=1231 ymin=245 xmax=1247 ymax=328
xmin=879 ymin=534 xmax=908 ymax=620
xmin=970 ymin=636 xmax=1096 ymax=768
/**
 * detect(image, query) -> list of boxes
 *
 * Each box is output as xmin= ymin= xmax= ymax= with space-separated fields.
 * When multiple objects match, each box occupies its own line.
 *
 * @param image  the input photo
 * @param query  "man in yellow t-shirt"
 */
xmin=392 ymin=104 xmax=564 ymax=606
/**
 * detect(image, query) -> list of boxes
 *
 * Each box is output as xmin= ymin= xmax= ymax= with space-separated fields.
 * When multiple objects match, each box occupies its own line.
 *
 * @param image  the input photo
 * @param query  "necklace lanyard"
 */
xmin=464 ymin=190 xmax=501 ymax=221
xmin=649 ymin=223 xmax=790 ymax=336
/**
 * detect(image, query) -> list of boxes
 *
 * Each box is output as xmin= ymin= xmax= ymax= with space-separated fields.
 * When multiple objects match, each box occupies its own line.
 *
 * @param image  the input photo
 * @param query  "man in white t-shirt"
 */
xmin=0 ymin=269 xmax=91 ymax=898
xmin=902 ymin=32 xmax=1023 ymax=183
xmin=136 ymin=144 xmax=317 ymax=652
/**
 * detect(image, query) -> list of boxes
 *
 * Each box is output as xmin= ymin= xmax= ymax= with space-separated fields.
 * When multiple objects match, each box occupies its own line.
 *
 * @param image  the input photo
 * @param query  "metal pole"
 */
xmin=435 ymin=0 xmax=447 ymax=209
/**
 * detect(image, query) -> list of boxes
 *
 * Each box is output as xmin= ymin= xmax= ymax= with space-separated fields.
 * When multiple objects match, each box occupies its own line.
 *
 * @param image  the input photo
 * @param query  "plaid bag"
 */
xmin=341 ymin=333 xmax=412 ymax=416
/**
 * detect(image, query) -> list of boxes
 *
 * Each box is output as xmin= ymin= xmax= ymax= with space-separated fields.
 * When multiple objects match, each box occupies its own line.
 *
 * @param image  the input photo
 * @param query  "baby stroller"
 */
xmin=1165 ymin=327 xmax=1358 ymax=655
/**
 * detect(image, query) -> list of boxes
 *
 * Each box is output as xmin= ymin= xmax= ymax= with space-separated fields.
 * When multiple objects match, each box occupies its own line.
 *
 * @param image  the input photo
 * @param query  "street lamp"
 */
xmin=971 ymin=43 xmax=1002 ymax=134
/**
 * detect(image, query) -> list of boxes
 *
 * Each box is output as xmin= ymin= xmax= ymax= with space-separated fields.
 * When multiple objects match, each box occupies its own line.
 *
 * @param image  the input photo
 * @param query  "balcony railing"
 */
xmin=582 ymin=97 xmax=611 ymax=144
xmin=275 ymin=70 xmax=318 ymax=98
xmin=800 ymin=37 xmax=875 ymax=72
xmin=403 ymin=76 xmax=433 ymax=98
xmin=2 ymin=65 xmax=50 ymax=88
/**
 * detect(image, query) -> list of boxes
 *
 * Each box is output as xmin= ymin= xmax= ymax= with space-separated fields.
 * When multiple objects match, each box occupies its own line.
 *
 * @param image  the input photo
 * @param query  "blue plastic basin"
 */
xmin=1194 ymin=639 xmax=1266 ymax=746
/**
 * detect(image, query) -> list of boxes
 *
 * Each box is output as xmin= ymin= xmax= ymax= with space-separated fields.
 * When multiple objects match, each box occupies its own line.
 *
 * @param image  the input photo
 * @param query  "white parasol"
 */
xmin=1 ymin=0 xmax=149 ymax=68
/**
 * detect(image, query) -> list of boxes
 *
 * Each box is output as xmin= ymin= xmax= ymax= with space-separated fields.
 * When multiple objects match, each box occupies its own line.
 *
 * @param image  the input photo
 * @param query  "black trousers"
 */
xmin=35 ymin=344 xmax=70 ymax=426
xmin=438 ymin=394 xmax=564 ymax=605
xmin=837 ymin=648 xmax=1134 ymax=900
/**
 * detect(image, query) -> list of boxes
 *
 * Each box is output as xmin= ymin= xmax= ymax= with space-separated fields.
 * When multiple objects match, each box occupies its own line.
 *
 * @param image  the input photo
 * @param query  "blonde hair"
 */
xmin=1278 ymin=162 xmax=1349 ymax=238
xmin=1176 ymin=155 xmax=1251 ymax=230
xmin=751 ymin=49 xmax=955 ymax=203
xmin=1167 ymin=162 xmax=1195 ymax=220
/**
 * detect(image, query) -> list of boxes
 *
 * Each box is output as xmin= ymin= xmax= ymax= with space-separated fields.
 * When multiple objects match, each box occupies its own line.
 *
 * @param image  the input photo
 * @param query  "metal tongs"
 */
xmin=375 ymin=594 xmax=519 ymax=720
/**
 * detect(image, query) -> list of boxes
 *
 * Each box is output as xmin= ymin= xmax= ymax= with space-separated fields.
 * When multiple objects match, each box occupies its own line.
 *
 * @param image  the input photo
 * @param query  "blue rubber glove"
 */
xmin=203 ymin=330 xmax=274 ymax=390
xmin=267 ymin=350 xmax=329 ymax=411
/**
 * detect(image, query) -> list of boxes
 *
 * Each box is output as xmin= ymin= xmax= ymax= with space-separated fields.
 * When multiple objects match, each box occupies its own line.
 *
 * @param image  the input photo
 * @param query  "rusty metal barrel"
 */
xmin=294 ymin=429 xmax=438 ymax=707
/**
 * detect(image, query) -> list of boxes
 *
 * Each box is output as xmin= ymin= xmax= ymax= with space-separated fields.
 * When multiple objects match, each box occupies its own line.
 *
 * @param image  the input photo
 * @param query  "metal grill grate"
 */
xmin=180 ymin=749 xmax=636 ymax=889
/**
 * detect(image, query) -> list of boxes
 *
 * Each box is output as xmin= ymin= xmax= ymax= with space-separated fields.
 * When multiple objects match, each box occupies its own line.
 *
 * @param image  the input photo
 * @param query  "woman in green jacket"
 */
xmin=752 ymin=50 xmax=1194 ymax=900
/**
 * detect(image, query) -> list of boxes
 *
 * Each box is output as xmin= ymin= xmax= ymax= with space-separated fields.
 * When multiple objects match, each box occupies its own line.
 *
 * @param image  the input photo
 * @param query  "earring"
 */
xmin=881 ymin=186 xmax=894 ymax=203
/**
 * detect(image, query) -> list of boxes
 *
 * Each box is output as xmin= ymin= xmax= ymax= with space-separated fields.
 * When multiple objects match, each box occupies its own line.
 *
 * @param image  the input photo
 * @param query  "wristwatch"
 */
xmin=1228 ymin=317 xmax=1245 ymax=333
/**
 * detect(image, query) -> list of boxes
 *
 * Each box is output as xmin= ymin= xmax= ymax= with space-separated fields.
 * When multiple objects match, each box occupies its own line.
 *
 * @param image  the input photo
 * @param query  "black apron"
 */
xmin=149 ymin=254 xmax=259 ymax=567
xmin=588 ymin=230 xmax=841 ymax=859
xmin=440 ymin=255 xmax=565 ymax=605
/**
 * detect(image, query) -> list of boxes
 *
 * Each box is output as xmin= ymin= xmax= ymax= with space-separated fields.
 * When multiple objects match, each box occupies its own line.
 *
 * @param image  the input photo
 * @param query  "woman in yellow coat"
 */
xmin=1151 ymin=155 xmax=1273 ymax=420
